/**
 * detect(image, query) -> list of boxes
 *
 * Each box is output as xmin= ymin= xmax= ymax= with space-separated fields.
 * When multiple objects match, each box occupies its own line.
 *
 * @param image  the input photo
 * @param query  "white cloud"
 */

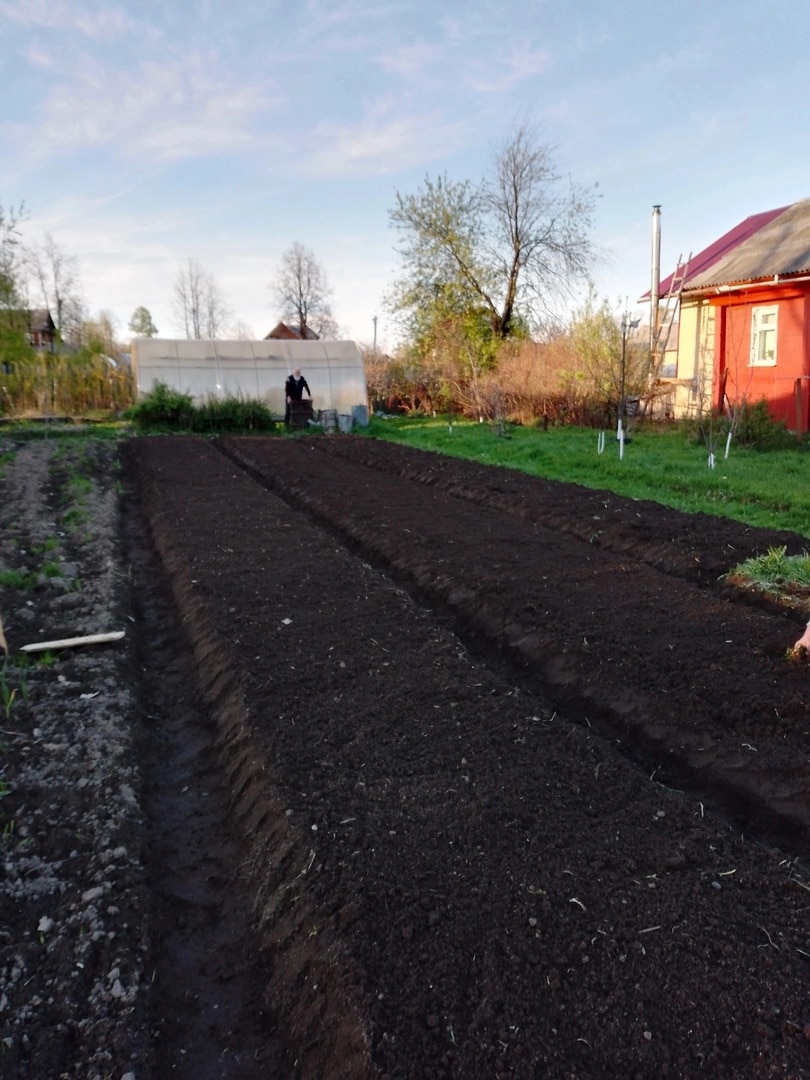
xmin=12 ymin=51 xmax=280 ymax=163
xmin=466 ymin=45 xmax=552 ymax=93
xmin=0 ymin=0 xmax=137 ymax=40
xmin=306 ymin=104 xmax=465 ymax=177
xmin=20 ymin=42 xmax=54 ymax=68
xmin=303 ymin=0 xmax=403 ymax=35
xmin=376 ymin=42 xmax=441 ymax=77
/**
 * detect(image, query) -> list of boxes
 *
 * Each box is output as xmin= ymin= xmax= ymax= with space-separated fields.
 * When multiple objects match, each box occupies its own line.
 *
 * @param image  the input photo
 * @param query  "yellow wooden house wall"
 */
xmin=656 ymin=299 xmax=715 ymax=419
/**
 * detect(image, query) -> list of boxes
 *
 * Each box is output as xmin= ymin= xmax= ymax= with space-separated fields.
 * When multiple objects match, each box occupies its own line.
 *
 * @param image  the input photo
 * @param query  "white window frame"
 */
xmin=750 ymin=304 xmax=778 ymax=366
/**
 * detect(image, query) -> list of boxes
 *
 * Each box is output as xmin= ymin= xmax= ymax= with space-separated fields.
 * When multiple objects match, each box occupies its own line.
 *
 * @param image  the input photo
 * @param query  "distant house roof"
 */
xmin=27 ymin=309 xmax=56 ymax=333
xmin=653 ymin=200 xmax=810 ymax=297
xmin=264 ymin=321 xmax=319 ymax=341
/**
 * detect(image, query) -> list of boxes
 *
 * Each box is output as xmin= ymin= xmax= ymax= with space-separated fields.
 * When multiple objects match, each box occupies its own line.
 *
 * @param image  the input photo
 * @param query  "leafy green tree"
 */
xmin=388 ymin=122 xmax=598 ymax=343
xmin=0 ymin=203 xmax=23 ymax=305
xmin=128 ymin=306 xmax=158 ymax=337
xmin=563 ymin=291 xmax=623 ymax=399
xmin=0 ymin=203 xmax=33 ymax=377
xmin=81 ymin=311 xmax=120 ymax=355
xmin=556 ymin=290 xmax=650 ymax=426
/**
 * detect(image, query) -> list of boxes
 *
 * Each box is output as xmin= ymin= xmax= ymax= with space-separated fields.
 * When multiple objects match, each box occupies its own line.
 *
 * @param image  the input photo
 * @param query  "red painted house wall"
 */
xmin=712 ymin=283 xmax=810 ymax=434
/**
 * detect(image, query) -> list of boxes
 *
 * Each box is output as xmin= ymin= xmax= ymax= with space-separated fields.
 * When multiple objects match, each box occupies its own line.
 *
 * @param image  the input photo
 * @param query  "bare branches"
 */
xmin=388 ymin=122 xmax=599 ymax=341
xmin=271 ymin=242 xmax=335 ymax=339
xmin=27 ymin=233 xmax=84 ymax=347
xmin=172 ymin=257 xmax=231 ymax=340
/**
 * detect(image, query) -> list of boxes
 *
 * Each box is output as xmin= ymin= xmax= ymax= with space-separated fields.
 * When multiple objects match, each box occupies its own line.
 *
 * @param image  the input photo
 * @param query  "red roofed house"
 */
xmin=26 ymin=309 xmax=57 ymax=349
xmin=264 ymin=321 xmax=319 ymax=341
xmin=650 ymin=199 xmax=810 ymax=435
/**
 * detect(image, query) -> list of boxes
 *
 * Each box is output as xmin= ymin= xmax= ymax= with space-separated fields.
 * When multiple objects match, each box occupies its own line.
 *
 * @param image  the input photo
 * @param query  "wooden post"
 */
xmin=796 ymin=378 xmax=804 ymax=442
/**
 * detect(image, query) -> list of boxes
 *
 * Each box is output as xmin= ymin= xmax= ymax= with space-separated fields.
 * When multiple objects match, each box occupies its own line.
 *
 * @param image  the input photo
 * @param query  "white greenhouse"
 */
xmin=130 ymin=338 xmax=368 ymax=423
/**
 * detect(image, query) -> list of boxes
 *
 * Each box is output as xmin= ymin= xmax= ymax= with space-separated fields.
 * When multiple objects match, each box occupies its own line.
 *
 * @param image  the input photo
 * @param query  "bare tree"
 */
xmin=172 ymin=257 xmax=231 ymax=339
xmin=313 ymin=312 xmax=341 ymax=340
xmin=389 ymin=120 xmax=599 ymax=340
xmin=232 ymin=320 xmax=256 ymax=340
xmin=27 ymin=234 xmax=84 ymax=347
xmin=272 ymin=242 xmax=335 ymax=339
xmin=172 ymin=257 xmax=203 ymax=339
xmin=203 ymin=274 xmax=231 ymax=339
xmin=487 ymin=123 xmax=598 ymax=334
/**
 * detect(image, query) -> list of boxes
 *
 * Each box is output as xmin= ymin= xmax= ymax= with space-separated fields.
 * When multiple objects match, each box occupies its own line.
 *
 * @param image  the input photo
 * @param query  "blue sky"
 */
xmin=2 ymin=0 xmax=810 ymax=348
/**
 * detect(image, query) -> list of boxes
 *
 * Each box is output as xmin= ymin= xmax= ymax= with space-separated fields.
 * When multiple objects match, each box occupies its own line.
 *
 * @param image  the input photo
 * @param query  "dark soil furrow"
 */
xmin=123 ymin=437 xmax=374 ymax=1080
xmin=123 ymin=460 xmax=287 ymax=1078
xmin=122 ymin=435 xmax=808 ymax=1079
xmin=216 ymin=435 xmax=810 ymax=855
xmin=302 ymin=434 xmax=809 ymax=596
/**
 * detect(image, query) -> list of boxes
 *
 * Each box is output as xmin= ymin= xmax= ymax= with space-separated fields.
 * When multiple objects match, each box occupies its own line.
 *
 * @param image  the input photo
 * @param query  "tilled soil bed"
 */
xmin=1 ymin=432 xmax=808 ymax=1079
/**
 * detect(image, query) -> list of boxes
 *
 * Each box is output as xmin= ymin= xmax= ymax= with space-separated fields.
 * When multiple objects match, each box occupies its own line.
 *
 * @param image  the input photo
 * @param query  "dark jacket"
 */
xmin=285 ymin=374 xmax=311 ymax=401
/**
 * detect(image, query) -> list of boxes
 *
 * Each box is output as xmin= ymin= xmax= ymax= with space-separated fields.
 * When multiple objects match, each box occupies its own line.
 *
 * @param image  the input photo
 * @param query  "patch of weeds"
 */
xmin=727 ymin=546 xmax=810 ymax=608
xmin=15 ymin=670 xmax=28 ymax=701
xmin=1 ymin=686 xmax=16 ymax=720
xmin=62 ymin=506 xmax=89 ymax=529
xmin=1 ymin=660 xmax=20 ymax=720
xmin=31 ymin=537 xmax=59 ymax=555
xmin=68 ymin=473 xmax=93 ymax=498
xmin=0 ymin=785 xmax=12 ymax=837
xmin=0 ymin=559 xmax=69 ymax=590
xmin=0 ymin=568 xmax=35 ymax=590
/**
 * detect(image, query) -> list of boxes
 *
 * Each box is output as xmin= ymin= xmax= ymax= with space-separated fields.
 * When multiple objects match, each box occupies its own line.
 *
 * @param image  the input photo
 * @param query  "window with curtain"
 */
xmin=750 ymin=305 xmax=778 ymax=366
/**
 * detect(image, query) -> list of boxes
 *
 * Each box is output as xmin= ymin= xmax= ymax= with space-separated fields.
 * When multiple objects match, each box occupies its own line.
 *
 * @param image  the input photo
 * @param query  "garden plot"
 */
xmin=0 ymin=433 xmax=807 ymax=1079
xmin=130 ymin=435 xmax=808 ymax=1079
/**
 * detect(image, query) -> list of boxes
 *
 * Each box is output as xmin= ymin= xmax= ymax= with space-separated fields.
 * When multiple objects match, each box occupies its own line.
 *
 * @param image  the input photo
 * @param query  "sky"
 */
xmin=3 ymin=0 xmax=810 ymax=351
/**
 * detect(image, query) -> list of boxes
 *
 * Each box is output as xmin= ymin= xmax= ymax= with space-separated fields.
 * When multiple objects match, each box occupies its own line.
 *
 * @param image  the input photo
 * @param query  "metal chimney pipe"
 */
xmin=650 ymin=205 xmax=661 ymax=355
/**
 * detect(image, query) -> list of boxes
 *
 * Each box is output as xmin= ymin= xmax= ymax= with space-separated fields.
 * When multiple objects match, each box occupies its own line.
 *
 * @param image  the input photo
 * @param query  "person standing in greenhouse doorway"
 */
xmin=285 ymin=368 xmax=311 ymax=424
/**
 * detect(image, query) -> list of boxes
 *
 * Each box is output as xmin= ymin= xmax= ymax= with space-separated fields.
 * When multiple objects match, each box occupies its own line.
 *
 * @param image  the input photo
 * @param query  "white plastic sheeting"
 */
xmin=130 ymin=338 xmax=367 ymax=420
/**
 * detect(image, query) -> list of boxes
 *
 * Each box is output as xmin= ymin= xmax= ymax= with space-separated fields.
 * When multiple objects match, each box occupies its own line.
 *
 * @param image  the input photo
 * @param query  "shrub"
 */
xmin=729 ymin=400 xmax=795 ymax=451
xmin=125 ymin=383 xmax=277 ymax=433
xmin=124 ymin=382 xmax=196 ymax=430
xmin=192 ymin=395 xmax=276 ymax=433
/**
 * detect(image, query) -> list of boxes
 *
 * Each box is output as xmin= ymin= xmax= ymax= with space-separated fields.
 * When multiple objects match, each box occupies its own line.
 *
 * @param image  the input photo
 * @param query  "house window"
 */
xmin=750 ymin=305 xmax=778 ymax=366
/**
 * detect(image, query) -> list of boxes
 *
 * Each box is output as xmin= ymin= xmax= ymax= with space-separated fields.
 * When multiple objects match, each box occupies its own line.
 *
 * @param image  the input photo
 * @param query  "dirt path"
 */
xmin=123 ymin=491 xmax=283 ymax=1078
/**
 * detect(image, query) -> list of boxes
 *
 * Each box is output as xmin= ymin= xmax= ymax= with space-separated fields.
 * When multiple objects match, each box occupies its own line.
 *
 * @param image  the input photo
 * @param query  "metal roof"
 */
xmin=684 ymin=198 xmax=810 ymax=291
xmin=656 ymin=205 xmax=789 ymax=296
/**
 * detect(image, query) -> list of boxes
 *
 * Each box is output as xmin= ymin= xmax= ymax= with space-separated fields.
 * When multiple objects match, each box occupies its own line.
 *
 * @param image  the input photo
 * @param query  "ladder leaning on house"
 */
xmin=652 ymin=253 xmax=691 ymax=365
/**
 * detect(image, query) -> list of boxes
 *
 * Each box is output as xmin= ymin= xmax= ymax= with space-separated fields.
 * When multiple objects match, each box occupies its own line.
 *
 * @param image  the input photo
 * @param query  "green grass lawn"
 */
xmin=363 ymin=416 xmax=810 ymax=538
